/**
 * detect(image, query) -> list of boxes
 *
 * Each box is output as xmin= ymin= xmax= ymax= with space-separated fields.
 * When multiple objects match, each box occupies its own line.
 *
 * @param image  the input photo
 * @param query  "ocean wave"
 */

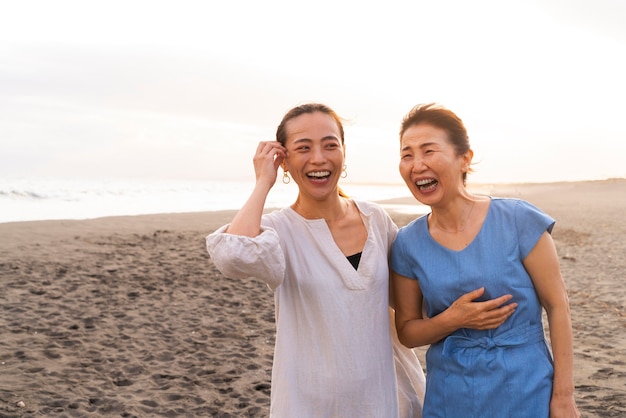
xmin=0 ymin=189 xmax=47 ymax=199
xmin=0 ymin=178 xmax=413 ymax=223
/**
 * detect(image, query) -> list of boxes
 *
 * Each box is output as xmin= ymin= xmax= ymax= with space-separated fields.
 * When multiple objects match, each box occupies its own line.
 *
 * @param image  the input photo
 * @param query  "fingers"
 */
xmin=256 ymin=141 xmax=286 ymax=158
xmin=458 ymin=287 xmax=485 ymax=302
xmin=480 ymin=303 xmax=517 ymax=329
xmin=471 ymin=300 xmax=517 ymax=330
xmin=459 ymin=286 xmax=513 ymax=308
xmin=452 ymin=288 xmax=518 ymax=330
xmin=483 ymin=293 xmax=514 ymax=309
xmin=478 ymin=295 xmax=517 ymax=316
xmin=252 ymin=141 xmax=287 ymax=185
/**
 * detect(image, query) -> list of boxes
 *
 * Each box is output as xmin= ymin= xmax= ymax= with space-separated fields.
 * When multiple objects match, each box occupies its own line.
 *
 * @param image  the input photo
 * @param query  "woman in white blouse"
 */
xmin=206 ymin=103 xmax=425 ymax=417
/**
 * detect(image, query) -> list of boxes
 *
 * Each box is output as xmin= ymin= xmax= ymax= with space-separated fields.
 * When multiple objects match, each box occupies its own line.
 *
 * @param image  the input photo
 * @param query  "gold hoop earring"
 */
xmin=341 ymin=165 xmax=347 ymax=178
xmin=282 ymin=171 xmax=291 ymax=184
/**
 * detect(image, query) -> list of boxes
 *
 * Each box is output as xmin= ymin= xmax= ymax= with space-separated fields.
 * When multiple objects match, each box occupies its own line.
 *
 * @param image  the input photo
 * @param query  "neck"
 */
xmin=431 ymin=194 xmax=475 ymax=233
xmin=291 ymin=195 xmax=348 ymax=221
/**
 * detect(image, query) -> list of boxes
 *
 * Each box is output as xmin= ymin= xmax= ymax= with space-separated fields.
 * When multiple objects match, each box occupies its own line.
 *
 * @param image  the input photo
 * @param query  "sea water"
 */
xmin=0 ymin=177 xmax=427 ymax=223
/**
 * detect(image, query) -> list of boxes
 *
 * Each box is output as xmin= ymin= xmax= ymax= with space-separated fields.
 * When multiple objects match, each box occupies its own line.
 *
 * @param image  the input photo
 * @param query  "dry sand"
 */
xmin=1 ymin=179 xmax=624 ymax=417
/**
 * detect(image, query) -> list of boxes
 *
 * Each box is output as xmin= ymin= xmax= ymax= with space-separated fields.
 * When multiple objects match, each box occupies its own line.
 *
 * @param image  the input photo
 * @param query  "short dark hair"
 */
xmin=400 ymin=103 xmax=472 ymax=182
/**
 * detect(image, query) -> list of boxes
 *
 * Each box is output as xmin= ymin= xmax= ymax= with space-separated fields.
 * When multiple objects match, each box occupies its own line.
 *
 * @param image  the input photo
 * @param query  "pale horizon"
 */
xmin=1 ymin=0 xmax=625 ymax=186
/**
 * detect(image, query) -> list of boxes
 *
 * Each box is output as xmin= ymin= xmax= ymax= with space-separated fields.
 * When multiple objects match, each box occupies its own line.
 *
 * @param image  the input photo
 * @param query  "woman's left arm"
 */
xmin=524 ymin=231 xmax=580 ymax=417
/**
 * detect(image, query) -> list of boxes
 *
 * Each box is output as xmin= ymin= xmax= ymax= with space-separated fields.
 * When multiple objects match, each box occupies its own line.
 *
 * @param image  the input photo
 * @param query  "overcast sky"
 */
xmin=1 ymin=0 xmax=625 ymax=185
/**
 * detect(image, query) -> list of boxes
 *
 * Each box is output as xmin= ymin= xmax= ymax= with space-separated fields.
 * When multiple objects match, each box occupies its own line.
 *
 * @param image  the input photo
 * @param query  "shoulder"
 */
xmin=261 ymin=207 xmax=292 ymax=229
xmin=392 ymin=214 xmax=428 ymax=262
xmin=396 ymin=213 xmax=427 ymax=238
xmin=354 ymin=199 xmax=397 ymax=233
xmin=353 ymin=199 xmax=392 ymax=222
xmin=489 ymin=196 xmax=525 ymax=208
xmin=489 ymin=197 xmax=548 ymax=217
xmin=353 ymin=199 xmax=385 ymax=214
xmin=489 ymin=196 xmax=555 ymax=234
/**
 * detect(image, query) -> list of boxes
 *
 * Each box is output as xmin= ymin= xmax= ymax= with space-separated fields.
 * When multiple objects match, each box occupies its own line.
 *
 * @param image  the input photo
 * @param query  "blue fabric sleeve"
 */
xmin=390 ymin=222 xmax=417 ymax=279
xmin=514 ymin=199 xmax=555 ymax=260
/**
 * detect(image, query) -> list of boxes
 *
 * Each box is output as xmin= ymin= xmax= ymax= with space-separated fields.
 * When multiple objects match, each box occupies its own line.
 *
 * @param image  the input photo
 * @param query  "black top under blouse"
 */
xmin=346 ymin=252 xmax=362 ymax=270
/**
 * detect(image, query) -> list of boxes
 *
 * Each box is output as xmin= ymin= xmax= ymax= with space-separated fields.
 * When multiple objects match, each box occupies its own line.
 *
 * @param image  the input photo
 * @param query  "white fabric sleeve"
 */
xmin=206 ymin=225 xmax=286 ymax=290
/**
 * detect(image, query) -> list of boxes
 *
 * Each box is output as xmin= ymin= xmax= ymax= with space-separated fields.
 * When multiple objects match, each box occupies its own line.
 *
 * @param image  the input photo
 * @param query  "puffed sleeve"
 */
xmin=206 ymin=225 xmax=286 ymax=290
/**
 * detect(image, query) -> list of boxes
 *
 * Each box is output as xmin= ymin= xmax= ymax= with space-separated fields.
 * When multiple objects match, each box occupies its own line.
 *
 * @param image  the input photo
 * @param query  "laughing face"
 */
xmin=282 ymin=111 xmax=345 ymax=201
xmin=399 ymin=123 xmax=471 ymax=207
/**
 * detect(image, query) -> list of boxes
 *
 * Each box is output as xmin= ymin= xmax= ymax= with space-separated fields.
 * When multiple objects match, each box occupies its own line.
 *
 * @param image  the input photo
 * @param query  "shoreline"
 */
xmin=1 ymin=178 xmax=623 ymax=227
xmin=1 ymin=179 xmax=625 ymax=416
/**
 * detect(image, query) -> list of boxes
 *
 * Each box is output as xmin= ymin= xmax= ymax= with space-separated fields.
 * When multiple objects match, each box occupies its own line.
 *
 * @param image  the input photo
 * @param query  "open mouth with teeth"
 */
xmin=416 ymin=178 xmax=438 ymax=191
xmin=307 ymin=171 xmax=331 ymax=181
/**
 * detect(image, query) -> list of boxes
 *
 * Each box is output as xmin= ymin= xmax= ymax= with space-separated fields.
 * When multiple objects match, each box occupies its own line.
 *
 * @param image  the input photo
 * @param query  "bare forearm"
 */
xmin=547 ymin=305 xmax=576 ymax=396
xmin=394 ymin=286 xmax=517 ymax=348
xmin=397 ymin=309 xmax=459 ymax=348
xmin=226 ymin=182 xmax=272 ymax=237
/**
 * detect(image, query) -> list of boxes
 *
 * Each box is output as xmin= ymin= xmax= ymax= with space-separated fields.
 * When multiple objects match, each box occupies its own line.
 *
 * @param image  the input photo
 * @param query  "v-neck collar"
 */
xmin=284 ymin=201 xmax=374 ymax=290
xmin=424 ymin=197 xmax=493 ymax=254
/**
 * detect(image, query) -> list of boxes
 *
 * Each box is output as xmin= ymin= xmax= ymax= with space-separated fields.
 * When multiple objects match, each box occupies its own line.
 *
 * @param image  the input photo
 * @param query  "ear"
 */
xmin=462 ymin=149 xmax=474 ymax=172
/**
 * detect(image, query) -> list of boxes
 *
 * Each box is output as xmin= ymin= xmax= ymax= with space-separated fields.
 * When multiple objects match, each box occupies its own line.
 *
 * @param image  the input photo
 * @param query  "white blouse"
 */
xmin=206 ymin=200 xmax=424 ymax=418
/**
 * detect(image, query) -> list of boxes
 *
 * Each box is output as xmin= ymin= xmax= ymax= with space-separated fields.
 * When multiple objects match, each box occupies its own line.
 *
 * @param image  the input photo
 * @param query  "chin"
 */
xmin=409 ymin=191 xmax=427 ymax=205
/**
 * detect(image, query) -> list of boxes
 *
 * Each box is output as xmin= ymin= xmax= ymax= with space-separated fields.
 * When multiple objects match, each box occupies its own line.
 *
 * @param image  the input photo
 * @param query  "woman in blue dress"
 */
xmin=390 ymin=103 xmax=580 ymax=417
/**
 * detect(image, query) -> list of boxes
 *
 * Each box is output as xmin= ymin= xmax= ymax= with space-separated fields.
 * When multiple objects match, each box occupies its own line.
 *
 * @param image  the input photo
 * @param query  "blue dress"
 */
xmin=391 ymin=198 xmax=555 ymax=418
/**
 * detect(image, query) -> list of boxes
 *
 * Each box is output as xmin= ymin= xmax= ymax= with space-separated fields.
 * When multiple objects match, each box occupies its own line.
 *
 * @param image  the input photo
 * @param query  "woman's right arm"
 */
xmin=206 ymin=142 xmax=287 ymax=288
xmin=392 ymin=271 xmax=518 ymax=348
xmin=227 ymin=141 xmax=286 ymax=237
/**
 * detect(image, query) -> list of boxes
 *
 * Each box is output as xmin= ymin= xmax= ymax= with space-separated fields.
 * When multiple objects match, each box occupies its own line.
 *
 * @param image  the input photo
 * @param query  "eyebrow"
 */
xmin=292 ymin=135 xmax=340 ymax=144
xmin=401 ymin=141 xmax=438 ymax=152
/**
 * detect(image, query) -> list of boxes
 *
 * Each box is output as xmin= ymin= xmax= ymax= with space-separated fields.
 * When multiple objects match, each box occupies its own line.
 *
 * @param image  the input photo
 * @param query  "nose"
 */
xmin=410 ymin=156 xmax=427 ymax=173
xmin=310 ymin=145 xmax=326 ymax=164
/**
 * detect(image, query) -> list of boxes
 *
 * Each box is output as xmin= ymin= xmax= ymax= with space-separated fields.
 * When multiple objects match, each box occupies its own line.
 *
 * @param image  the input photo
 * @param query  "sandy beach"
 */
xmin=1 ymin=179 xmax=625 ymax=417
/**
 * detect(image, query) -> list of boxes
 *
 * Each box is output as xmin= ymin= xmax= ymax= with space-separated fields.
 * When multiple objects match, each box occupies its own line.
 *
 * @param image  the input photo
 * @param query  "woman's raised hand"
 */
xmin=253 ymin=141 xmax=287 ymax=188
xmin=225 ymin=141 xmax=287 ymax=237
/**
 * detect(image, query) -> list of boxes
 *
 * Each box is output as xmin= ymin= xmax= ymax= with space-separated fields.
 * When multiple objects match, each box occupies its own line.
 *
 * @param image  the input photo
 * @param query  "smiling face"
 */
xmin=399 ymin=123 xmax=472 ymax=207
xmin=282 ymin=111 xmax=345 ymax=201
